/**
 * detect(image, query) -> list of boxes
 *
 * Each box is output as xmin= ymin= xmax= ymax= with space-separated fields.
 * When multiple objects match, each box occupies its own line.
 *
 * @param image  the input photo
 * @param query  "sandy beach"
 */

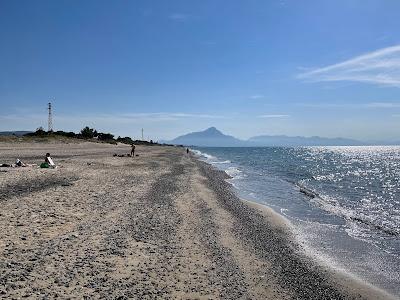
xmin=0 ymin=141 xmax=395 ymax=299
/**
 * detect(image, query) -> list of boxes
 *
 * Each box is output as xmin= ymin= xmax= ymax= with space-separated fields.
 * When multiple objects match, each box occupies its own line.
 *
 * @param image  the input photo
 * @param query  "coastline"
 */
xmin=240 ymin=198 xmax=395 ymax=300
xmin=194 ymin=158 xmax=395 ymax=300
xmin=0 ymin=141 xmax=395 ymax=299
xmin=193 ymin=146 xmax=400 ymax=298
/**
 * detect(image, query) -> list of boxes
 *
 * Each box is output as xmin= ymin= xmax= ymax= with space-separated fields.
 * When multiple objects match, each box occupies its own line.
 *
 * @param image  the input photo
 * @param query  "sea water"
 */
xmin=193 ymin=146 xmax=400 ymax=296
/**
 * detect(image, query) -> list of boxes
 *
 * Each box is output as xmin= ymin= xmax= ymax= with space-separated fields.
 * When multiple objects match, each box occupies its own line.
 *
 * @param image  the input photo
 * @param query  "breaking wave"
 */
xmin=296 ymin=182 xmax=399 ymax=237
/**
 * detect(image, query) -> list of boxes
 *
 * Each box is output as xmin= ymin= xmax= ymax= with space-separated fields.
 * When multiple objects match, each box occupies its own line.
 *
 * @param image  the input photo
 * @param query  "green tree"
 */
xmin=35 ymin=126 xmax=46 ymax=136
xmin=97 ymin=132 xmax=114 ymax=141
xmin=80 ymin=126 xmax=97 ymax=138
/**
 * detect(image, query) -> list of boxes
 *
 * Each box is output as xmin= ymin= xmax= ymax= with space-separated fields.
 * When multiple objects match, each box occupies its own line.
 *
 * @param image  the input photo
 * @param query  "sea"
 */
xmin=192 ymin=146 xmax=400 ymax=297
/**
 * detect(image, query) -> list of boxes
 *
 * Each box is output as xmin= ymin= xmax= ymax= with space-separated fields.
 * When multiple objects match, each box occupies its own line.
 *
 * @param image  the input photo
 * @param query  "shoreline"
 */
xmin=0 ymin=141 xmax=395 ymax=299
xmin=194 ymin=158 xmax=396 ymax=300
xmin=193 ymin=147 xmax=399 ymax=299
xmin=241 ymin=197 xmax=395 ymax=300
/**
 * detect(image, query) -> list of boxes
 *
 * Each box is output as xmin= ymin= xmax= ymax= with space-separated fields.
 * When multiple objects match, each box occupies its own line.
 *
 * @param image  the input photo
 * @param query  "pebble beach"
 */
xmin=0 ymin=141 xmax=395 ymax=299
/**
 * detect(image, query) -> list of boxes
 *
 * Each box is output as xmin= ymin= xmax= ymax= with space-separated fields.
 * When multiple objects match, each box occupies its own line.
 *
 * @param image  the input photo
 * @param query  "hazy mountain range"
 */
xmin=2 ymin=128 xmax=399 ymax=146
xmin=168 ymin=127 xmax=375 ymax=147
xmin=0 ymin=131 xmax=32 ymax=136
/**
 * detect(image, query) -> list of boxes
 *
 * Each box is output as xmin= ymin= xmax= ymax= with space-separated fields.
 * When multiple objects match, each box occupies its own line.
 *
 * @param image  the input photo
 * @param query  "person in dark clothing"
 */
xmin=131 ymin=144 xmax=136 ymax=157
xmin=186 ymin=148 xmax=189 ymax=154
xmin=15 ymin=159 xmax=26 ymax=167
xmin=44 ymin=153 xmax=56 ymax=167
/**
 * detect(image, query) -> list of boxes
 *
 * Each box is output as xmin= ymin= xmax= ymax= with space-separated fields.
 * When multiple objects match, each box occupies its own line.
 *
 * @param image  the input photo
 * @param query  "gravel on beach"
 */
xmin=0 ymin=142 xmax=393 ymax=299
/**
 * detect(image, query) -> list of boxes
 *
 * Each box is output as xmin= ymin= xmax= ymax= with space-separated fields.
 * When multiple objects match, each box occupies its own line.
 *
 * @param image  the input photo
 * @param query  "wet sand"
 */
xmin=0 ymin=141 xmax=395 ymax=299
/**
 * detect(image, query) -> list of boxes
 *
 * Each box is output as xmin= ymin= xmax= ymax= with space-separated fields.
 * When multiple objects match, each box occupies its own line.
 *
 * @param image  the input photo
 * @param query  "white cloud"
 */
xmin=298 ymin=45 xmax=400 ymax=87
xmin=0 ymin=112 xmax=226 ymax=129
xmin=258 ymin=114 xmax=290 ymax=118
xmin=297 ymin=103 xmax=354 ymax=109
xmin=168 ymin=13 xmax=191 ymax=21
xmin=365 ymin=102 xmax=400 ymax=108
xmin=298 ymin=102 xmax=400 ymax=109
xmin=117 ymin=112 xmax=226 ymax=120
xmin=249 ymin=94 xmax=264 ymax=99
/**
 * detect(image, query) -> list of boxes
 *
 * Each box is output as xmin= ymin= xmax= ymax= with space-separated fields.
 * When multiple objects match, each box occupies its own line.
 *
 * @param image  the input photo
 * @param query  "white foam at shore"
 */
xmin=211 ymin=160 xmax=231 ymax=164
xmin=191 ymin=149 xmax=244 ymax=180
xmin=191 ymin=149 xmax=215 ymax=161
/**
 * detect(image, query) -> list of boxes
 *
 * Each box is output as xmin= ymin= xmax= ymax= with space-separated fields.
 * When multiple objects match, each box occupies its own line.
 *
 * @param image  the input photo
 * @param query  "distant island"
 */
xmin=167 ymin=127 xmax=367 ymax=147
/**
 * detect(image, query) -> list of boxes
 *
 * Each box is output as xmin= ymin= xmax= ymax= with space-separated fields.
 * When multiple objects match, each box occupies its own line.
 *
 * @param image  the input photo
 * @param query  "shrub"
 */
xmin=97 ymin=132 xmax=114 ymax=141
xmin=80 ymin=126 xmax=97 ymax=139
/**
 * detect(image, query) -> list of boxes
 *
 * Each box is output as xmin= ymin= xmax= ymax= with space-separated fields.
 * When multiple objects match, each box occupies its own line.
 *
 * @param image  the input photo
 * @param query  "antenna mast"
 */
xmin=48 ymin=102 xmax=53 ymax=132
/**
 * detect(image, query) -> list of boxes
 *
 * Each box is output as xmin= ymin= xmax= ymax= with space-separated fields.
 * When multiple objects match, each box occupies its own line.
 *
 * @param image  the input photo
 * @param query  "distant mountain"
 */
xmin=0 ymin=131 xmax=32 ymax=136
xmin=170 ymin=127 xmax=245 ymax=147
xmin=248 ymin=135 xmax=364 ymax=146
xmin=168 ymin=127 xmax=367 ymax=147
xmin=364 ymin=139 xmax=400 ymax=146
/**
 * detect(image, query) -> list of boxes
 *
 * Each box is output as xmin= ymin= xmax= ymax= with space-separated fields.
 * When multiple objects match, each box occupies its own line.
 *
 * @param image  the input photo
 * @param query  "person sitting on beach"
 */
xmin=15 ymin=158 xmax=26 ymax=167
xmin=45 ymin=153 xmax=56 ymax=168
xmin=131 ymin=144 xmax=136 ymax=157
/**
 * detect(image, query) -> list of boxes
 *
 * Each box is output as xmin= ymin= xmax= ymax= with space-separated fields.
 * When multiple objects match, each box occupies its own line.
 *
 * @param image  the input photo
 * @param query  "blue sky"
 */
xmin=1 ymin=0 xmax=400 ymax=141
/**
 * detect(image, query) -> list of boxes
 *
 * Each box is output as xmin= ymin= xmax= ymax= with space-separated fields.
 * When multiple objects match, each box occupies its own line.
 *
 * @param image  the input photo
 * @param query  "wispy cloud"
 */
xmin=298 ymin=45 xmax=400 ymax=87
xmin=200 ymin=41 xmax=217 ymax=46
xmin=257 ymin=114 xmax=290 ymax=118
xmin=249 ymin=94 xmax=265 ymax=100
xmin=365 ymin=102 xmax=400 ymax=108
xmin=117 ymin=112 xmax=226 ymax=120
xmin=297 ymin=103 xmax=354 ymax=109
xmin=298 ymin=102 xmax=400 ymax=109
xmin=168 ymin=13 xmax=191 ymax=21
xmin=0 ymin=112 xmax=226 ymax=126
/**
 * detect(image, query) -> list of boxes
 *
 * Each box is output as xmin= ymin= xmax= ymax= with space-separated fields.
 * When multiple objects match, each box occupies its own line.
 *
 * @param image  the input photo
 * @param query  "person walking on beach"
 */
xmin=131 ymin=144 xmax=136 ymax=157
xmin=186 ymin=148 xmax=189 ymax=154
